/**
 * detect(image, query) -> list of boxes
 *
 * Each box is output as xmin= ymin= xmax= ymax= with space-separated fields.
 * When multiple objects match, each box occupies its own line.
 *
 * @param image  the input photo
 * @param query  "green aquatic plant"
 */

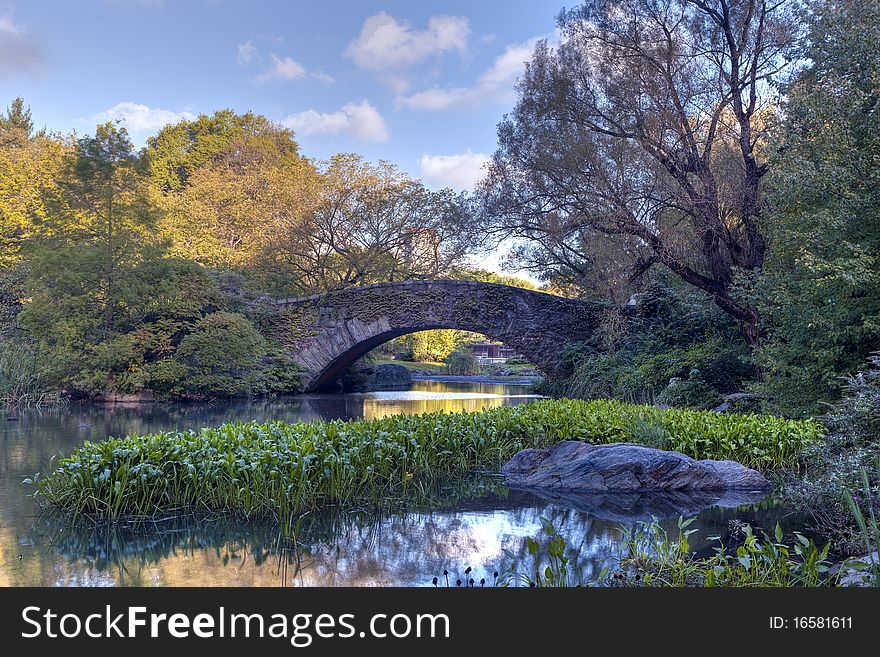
xmin=619 ymin=517 xmax=835 ymax=587
xmin=498 ymin=518 xmax=593 ymax=587
xmin=842 ymin=462 xmax=880 ymax=586
xmin=29 ymin=399 xmax=822 ymax=522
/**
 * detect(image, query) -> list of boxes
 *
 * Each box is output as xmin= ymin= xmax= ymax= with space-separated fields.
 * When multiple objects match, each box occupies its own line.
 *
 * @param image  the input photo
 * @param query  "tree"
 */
xmin=146 ymin=109 xmax=303 ymax=192
xmin=21 ymin=122 xmax=163 ymax=390
xmin=754 ymin=0 xmax=880 ymax=415
xmin=272 ymin=154 xmax=469 ymax=293
xmin=0 ymin=97 xmax=65 ymax=334
xmin=476 ymin=0 xmax=797 ymax=346
xmin=147 ymin=110 xmax=325 ymax=295
xmin=0 ymin=97 xmax=38 ymax=149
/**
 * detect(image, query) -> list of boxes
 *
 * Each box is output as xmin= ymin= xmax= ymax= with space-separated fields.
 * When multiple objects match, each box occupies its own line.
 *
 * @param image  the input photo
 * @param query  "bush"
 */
xmin=175 ymin=311 xmax=267 ymax=396
xmin=543 ymin=283 xmax=755 ymax=407
xmin=784 ymin=355 xmax=880 ymax=554
xmin=32 ymin=398 xmax=822 ymax=523
xmin=656 ymin=372 xmax=723 ymax=410
xmin=445 ymin=349 xmax=479 ymax=375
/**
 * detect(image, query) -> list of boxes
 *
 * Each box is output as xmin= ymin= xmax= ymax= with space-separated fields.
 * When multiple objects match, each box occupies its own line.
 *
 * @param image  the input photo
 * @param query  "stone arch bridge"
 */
xmin=268 ymin=280 xmax=607 ymax=391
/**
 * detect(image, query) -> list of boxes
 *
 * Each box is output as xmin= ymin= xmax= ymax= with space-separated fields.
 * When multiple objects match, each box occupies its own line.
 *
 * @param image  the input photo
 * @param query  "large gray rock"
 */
xmin=502 ymin=441 xmax=770 ymax=492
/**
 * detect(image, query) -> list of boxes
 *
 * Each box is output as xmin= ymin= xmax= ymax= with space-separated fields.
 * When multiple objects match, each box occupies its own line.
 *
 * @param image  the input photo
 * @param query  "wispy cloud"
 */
xmin=236 ymin=40 xmax=258 ymax=64
xmin=396 ymin=37 xmax=542 ymax=111
xmin=254 ymin=54 xmax=306 ymax=83
xmin=0 ymin=15 xmax=23 ymax=37
xmin=96 ymin=102 xmax=195 ymax=132
xmin=0 ymin=10 xmax=43 ymax=77
xmin=419 ymin=151 xmax=491 ymax=190
xmin=282 ymin=101 xmax=389 ymax=143
xmin=345 ymin=12 xmax=470 ymax=92
xmin=247 ymin=50 xmax=333 ymax=84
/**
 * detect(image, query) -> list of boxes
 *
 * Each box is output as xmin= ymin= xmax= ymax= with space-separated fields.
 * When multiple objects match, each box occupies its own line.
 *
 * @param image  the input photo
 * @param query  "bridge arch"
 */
xmin=269 ymin=280 xmax=606 ymax=391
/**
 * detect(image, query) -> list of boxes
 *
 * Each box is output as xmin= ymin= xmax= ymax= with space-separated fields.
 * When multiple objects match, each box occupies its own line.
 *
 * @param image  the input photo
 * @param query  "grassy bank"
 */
xmin=31 ymin=399 xmax=822 ymax=523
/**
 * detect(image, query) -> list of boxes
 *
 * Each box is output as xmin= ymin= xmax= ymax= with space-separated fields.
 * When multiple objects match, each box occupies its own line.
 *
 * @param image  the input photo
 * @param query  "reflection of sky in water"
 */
xmin=0 ymin=381 xmax=791 ymax=587
xmin=22 ymin=490 xmax=793 ymax=588
xmin=352 ymin=391 xmax=542 ymax=400
xmin=32 ymin=502 xmax=622 ymax=587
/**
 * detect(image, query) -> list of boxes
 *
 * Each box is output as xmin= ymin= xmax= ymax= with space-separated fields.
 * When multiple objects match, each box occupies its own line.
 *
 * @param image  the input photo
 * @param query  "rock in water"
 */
xmin=501 ymin=441 xmax=770 ymax=492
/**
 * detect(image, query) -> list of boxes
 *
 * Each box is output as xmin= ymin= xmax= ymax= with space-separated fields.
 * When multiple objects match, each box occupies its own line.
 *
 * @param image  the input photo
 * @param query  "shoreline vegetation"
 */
xmin=30 ymin=399 xmax=820 ymax=524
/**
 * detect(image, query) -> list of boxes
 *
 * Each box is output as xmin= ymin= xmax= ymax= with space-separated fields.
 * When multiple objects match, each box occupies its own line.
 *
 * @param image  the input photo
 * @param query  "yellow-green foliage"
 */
xmin=32 ymin=399 xmax=822 ymax=522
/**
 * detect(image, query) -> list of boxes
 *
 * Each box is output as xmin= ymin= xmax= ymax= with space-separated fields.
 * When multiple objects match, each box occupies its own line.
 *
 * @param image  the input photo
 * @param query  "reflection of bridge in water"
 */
xmin=270 ymin=281 xmax=607 ymax=391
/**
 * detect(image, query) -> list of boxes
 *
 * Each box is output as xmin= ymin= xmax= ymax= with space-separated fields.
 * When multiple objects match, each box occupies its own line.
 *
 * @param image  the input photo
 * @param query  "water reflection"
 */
xmin=0 ymin=381 xmax=537 ymax=586
xmin=24 ymin=484 xmax=792 ymax=587
xmin=0 ymin=381 xmax=795 ymax=587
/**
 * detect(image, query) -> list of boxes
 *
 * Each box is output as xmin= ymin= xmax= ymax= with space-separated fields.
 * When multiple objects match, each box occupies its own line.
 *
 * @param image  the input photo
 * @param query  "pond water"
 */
xmin=1 ymin=381 xmax=798 ymax=587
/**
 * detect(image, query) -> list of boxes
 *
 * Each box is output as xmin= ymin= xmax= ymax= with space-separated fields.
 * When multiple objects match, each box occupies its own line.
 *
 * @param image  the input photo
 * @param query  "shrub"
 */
xmin=175 ymin=311 xmax=267 ymax=396
xmin=656 ymin=372 xmax=723 ymax=410
xmin=784 ymin=355 xmax=880 ymax=554
xmin=543 ymin=283 xmax=755 ymax=406
xmin=445 ymin=349 xmax=479 ymax=375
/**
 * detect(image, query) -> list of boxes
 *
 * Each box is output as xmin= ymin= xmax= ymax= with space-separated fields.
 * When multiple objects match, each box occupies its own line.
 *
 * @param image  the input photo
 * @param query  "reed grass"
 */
xmin=30 ymin=399 xmax=822 ymax=522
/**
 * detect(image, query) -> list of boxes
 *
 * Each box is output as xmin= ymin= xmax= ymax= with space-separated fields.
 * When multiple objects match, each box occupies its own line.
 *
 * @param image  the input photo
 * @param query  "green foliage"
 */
xmin=32 ymin=398 xmax=820 ymax=523
xmin=755 ymin=0 xmax=880 ymax=417
xmin=544 ymin=283 xmax=754 ymax=407
xmin=409 ymin=329 xmax=461 ymax=362
xmin=0 ymin=339 xmax=44 ymax=405
xmin=500 ymin=518 xmax=585 ymax=587
xmin=145 ymin=109 xmax=302 ymax=193
xmin=656 ymin=375 xmax=723 ymax=411
xmin=785 ymin=355 xmax=880 ymax=554
xmin=174 ymin=311 xmax=268 ymax=396
xmin=842 ymin=462 xmax=880 ymax=586
xmin=19 ymin=251 xmax=302 ymax=398
xmin=445 ymin=349 xmax=479 ymax=375
xmin=620 ymin=517 xmax=834 ymax=587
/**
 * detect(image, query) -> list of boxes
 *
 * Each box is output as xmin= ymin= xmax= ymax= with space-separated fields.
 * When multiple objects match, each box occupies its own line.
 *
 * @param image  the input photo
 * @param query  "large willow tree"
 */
xmin=477 ymin=0 xmax=797 ymax=346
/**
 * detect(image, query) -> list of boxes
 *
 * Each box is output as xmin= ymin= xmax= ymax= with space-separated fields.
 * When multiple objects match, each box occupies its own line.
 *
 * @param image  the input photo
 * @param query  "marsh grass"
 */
xmin=29 ymin=399 xmax=822 ymax=523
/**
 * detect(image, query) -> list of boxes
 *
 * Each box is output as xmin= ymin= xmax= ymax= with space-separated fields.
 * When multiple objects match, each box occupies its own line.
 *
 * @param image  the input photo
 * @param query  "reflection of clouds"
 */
xmin=23 ymin=495 xmax=792 ymax=587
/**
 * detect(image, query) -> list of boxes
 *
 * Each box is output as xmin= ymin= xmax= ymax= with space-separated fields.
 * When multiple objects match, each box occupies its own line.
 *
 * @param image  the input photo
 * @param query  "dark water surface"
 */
xmin=1 ymin=381 xmax=797 ymax=586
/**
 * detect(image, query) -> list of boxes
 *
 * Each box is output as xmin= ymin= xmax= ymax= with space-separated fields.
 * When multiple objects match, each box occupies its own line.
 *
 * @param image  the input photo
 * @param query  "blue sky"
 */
xmin=0 ymin=0 xmax=560 ymax=192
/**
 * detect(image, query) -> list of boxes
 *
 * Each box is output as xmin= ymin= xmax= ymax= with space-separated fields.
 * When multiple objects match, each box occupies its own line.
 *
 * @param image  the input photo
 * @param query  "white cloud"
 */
xmin=419 ymin=151 xmax=491 ymax=190
xmin=282 ymin=101 xmax=389 ymax=143
xmin=254 ymin=54 xmax=307 ymax=83
xmin=250 ymin=53 xmax=332 ymax=84
xmin=397 ymin=86 xmax=475 ymax=111
xmin=396 ymin=37 xmax=541 ymax=111
xmin=345 ymin=11 xmax=469 ymax=89
xmin=0 ymin=11 xmax=42 ymax=77
xmin=0 ymin=15 xmax=23 ymax=37
xmin=312 ymin=69 xmax=335 ymax=84
xmin=478 ymin=39 xmax=538 ymax=88
xmin=96 ymin=102 xmax=195 ymax=132
xmin=237 ymin=40 xmax=258 ymax=64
